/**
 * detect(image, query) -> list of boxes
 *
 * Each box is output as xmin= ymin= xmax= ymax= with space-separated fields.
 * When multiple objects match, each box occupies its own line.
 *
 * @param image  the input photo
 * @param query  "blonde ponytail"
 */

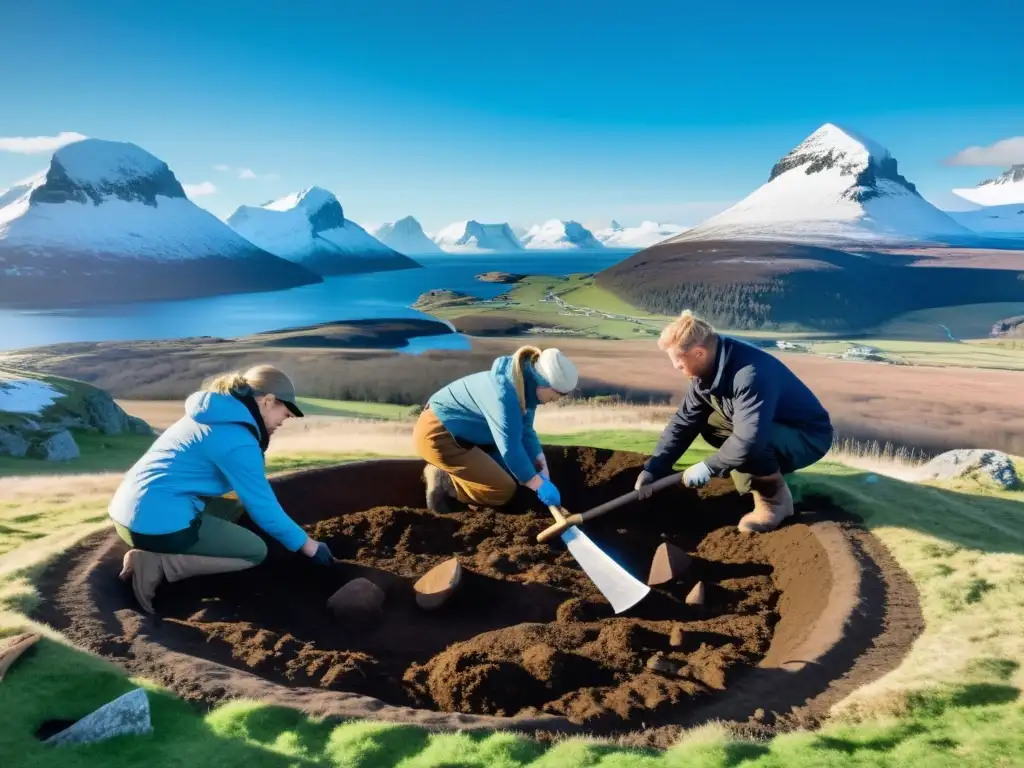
xmin=510 ymin=345 xmax=542 ymax=413
xmin=205 ymin=371 xmax=251 ymax=396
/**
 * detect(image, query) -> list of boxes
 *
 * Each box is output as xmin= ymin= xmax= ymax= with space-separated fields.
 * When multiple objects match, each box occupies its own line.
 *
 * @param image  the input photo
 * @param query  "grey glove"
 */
xmin=635 ymin=470 xmax=655 ymax=500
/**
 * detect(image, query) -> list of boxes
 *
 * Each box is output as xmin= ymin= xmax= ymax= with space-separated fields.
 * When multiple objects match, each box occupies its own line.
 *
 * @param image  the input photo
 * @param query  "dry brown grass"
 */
xmin=10 ymin=335 xmax=1024 ymax=456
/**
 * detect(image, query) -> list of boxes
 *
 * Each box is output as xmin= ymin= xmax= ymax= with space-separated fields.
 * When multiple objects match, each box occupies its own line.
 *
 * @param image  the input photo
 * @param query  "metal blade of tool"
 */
xmin=560 ymin=526 xmax=650 ymax=614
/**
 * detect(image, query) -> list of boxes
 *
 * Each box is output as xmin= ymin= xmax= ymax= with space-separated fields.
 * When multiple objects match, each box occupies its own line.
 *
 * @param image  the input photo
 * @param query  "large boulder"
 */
xmin=917 ymin=449 xmax=1019 ymax=490
xmin=27 ymin=430 xmax=81 ymax=462
xmin=0 ymin=369 xmax=153 ymax=461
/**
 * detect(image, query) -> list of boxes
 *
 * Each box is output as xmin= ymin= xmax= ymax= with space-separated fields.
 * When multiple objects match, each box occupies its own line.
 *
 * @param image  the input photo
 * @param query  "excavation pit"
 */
xmin=34 ymin=447 xmax=922 ymax=747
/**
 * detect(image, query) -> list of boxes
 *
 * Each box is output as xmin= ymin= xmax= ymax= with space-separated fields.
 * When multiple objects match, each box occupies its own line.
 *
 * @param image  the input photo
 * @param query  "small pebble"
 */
xmin=669 ymin=625 xmax=684 ymax=647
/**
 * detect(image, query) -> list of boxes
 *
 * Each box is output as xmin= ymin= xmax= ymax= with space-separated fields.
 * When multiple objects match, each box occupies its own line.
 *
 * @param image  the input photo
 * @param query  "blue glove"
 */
xmin=536 ymin=477 xmax=562 ymax=507
xmin=683 ymin=461 xmax=711 ymax=488
xmin=309 ymin=541 xmax=334 ymax=566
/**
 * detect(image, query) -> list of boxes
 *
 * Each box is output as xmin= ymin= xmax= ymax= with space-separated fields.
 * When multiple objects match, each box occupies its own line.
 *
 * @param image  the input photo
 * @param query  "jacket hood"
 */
xmin=491 ymin=355 xmax=544 ymax=409
xmin=185 ymin=391 xmax=259 ymax=428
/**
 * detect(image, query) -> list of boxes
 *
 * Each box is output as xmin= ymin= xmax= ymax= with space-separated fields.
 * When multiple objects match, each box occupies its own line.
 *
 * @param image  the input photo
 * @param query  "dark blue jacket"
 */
xmin=645 ymin=336 xmax=833 ymax=478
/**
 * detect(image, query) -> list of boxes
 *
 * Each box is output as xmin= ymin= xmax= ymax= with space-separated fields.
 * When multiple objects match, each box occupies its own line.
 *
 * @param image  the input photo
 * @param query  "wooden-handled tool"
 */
xmin=537 ymin=471 xmax=684 ymax=543
xmin=543 ymin=504 xmax=650 ymax=613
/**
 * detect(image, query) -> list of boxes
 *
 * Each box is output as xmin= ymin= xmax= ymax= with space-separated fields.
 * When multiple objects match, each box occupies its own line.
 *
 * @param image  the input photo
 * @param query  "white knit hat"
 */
xmin=535 ymin=348 xmax=578 ymax=393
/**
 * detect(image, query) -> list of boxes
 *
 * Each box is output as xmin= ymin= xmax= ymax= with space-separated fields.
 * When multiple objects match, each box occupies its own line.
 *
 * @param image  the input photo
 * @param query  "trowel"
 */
xmin=545 ymin=505 xmax=650 ymax=614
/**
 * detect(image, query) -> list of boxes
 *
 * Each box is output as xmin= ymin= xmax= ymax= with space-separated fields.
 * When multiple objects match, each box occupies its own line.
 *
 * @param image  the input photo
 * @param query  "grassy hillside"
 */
xmin=595 ymin=240 xmax=1024 ymax=332
xmin=1 ymin=427 xmax=1022 ymax=766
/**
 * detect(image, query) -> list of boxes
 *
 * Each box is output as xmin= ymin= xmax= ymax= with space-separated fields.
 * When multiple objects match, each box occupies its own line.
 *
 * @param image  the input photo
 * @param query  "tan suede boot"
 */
xmin=423 ymin=464 xmax=457 ymax=513
xmin=118 ymin=549 xmax=165 ymax=614
xmin=119 ymin=550 xmax=255 ymax=614
xmin=737 ymin=472 xmax=794 ymax=533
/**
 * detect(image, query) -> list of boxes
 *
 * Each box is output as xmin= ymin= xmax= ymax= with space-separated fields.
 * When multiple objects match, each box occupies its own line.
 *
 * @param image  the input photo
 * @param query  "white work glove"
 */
xmin=634 ymin=470 xmax=655 ymax=500
xmin=683 ymin=461 xmax=711 ymax=488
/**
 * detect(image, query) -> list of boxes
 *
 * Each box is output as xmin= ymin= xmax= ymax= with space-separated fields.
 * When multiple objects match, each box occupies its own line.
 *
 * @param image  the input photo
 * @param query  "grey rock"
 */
xmin=44 ymin=688 xmax=152 ymax=745
xmin=128 ymin=415 xmax=156 ymax=436
xmin=917 ymin=449 xmax=1019 ymax=490
xmin=27 ymin=430 xmax=80 ymax=462
xmin=0 ymin=428 xmax=29 ymax=458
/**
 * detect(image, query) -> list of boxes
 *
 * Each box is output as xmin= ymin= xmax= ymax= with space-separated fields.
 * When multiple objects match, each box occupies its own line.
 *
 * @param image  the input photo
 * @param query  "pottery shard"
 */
xmin=326 ymin=578 xmax=385 ymax=618
xmin=669 ymin=625 xmax=684 ymax=647
xmin=685 ymin=581 xmax=706 ymax=606
xmin=414 ymin=557 xmax=462 ymax=610
xmin=647 ymin=542 xmax=692 ymax=586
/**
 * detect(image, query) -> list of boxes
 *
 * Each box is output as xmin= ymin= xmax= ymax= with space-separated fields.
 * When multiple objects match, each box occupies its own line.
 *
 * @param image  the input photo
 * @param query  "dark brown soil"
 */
xmin=32 ymin=447 xmax=923 ymax=747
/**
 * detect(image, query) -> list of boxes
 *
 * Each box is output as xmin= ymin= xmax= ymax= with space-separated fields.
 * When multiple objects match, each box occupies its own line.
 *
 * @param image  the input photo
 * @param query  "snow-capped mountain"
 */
xmin=949 ymin=204 xmax=1024 ymax=239
xmin=432 ymin=220 xmax=524 ymax=252
xmin=953 ymin=165 xmax=1024 ymax=207
xmin=520 ymin=220 xmax=604 ymax=250
xmin=663 ymin=123 xmax=973 ymax=247
xmin=371 ymin=216 xmax=443 ymax=255
xmin=227 ymin=188 xmax=420 ymax=275
xmin=0 ymin=139 xmax=320 ymax=307
xmin=596 ymin=220 xmax=689 ymax=248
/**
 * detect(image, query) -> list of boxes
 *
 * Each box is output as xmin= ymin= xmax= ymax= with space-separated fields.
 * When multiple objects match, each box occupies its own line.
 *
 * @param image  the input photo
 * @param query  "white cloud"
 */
xmin=183 ymin=181 xmax=217 ymax=197
xmin=213 ymin=164 xmax=278 ymax=181
xmin=945 ymin=137 xmax=1024 ymax=167
xmin=0 ymin=131 xmax=88 ymax=154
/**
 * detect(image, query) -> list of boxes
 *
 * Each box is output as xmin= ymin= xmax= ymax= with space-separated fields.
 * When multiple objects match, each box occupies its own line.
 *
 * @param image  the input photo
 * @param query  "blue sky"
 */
xmin=1 ymin=0 xmax=1021 ymax=231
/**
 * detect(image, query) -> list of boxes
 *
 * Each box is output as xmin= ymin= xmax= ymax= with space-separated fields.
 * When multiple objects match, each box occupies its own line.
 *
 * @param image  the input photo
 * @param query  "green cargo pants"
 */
xmin=114 ymin=496 xmax=268 ymax=565
xmin=700 ymin=409 xmax=831 ymax=497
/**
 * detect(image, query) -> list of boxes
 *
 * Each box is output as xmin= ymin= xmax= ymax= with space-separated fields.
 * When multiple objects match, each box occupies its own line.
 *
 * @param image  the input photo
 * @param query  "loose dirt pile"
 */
xmin=33 ymin=447 xmax=923 ymax=745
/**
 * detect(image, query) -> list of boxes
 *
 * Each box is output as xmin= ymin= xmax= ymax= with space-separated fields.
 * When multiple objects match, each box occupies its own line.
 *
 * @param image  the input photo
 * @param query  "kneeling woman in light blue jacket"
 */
xmin=109 ymin=365 xmax=333 ymax=614
xmin=413 ymin=346 xmax=578 ymax=512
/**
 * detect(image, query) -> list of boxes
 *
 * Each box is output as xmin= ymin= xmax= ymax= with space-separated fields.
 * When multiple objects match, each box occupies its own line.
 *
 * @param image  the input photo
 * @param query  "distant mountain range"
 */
xmin=595 ymin=123 xmax=1024 ymax=333
xmin=371 ymin=216 xmax=443 ymax=255
xmin=227 ymin=187 xmax=420 ymax=275
xmin=2 ymin=127 xmax=1022 ymax=310
xmin=0 ymin=138 xmax=321 ymax=307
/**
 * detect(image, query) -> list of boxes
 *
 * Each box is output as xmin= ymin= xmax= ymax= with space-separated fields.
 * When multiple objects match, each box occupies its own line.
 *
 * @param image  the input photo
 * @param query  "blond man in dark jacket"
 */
xmin=636 ymin=310 xmax=833 ymax=532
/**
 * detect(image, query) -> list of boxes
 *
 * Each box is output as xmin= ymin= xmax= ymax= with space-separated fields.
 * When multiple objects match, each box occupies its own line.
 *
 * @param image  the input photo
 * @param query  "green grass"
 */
xmin=0 ymin=431 xmax=157 ymax=478
xmin=2 ymin=431 xmax=1024 ymax=766
xmin=422 ymin=275 xmax=669 ymax=340
xmin=294 ymin=398 xmax=413 ymax=420
xmin=871 ymin=302 xmax=1024 ymax=342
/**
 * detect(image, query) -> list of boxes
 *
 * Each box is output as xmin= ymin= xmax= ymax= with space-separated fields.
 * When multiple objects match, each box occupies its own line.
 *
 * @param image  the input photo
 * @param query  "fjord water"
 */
xmin=0 ymin=251 xmax=632 ymax=351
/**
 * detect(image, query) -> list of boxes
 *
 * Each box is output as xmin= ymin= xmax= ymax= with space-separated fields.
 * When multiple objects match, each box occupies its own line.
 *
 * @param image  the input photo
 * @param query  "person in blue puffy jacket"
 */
xmin=413 ymin=346 xmax=578 ymax=512
xmin=109 ymin=365 xmax=333 ymax=613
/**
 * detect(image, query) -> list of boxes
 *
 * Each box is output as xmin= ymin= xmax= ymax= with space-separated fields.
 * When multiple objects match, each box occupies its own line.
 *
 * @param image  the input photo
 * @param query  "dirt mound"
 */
xmin=32 ymin=447 xmax=923 ymax=747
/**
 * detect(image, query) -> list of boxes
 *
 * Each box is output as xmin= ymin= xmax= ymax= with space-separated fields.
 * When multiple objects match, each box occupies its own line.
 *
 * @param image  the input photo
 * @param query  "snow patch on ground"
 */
xmin=0 ymin=375 xmax=63 ymax=415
